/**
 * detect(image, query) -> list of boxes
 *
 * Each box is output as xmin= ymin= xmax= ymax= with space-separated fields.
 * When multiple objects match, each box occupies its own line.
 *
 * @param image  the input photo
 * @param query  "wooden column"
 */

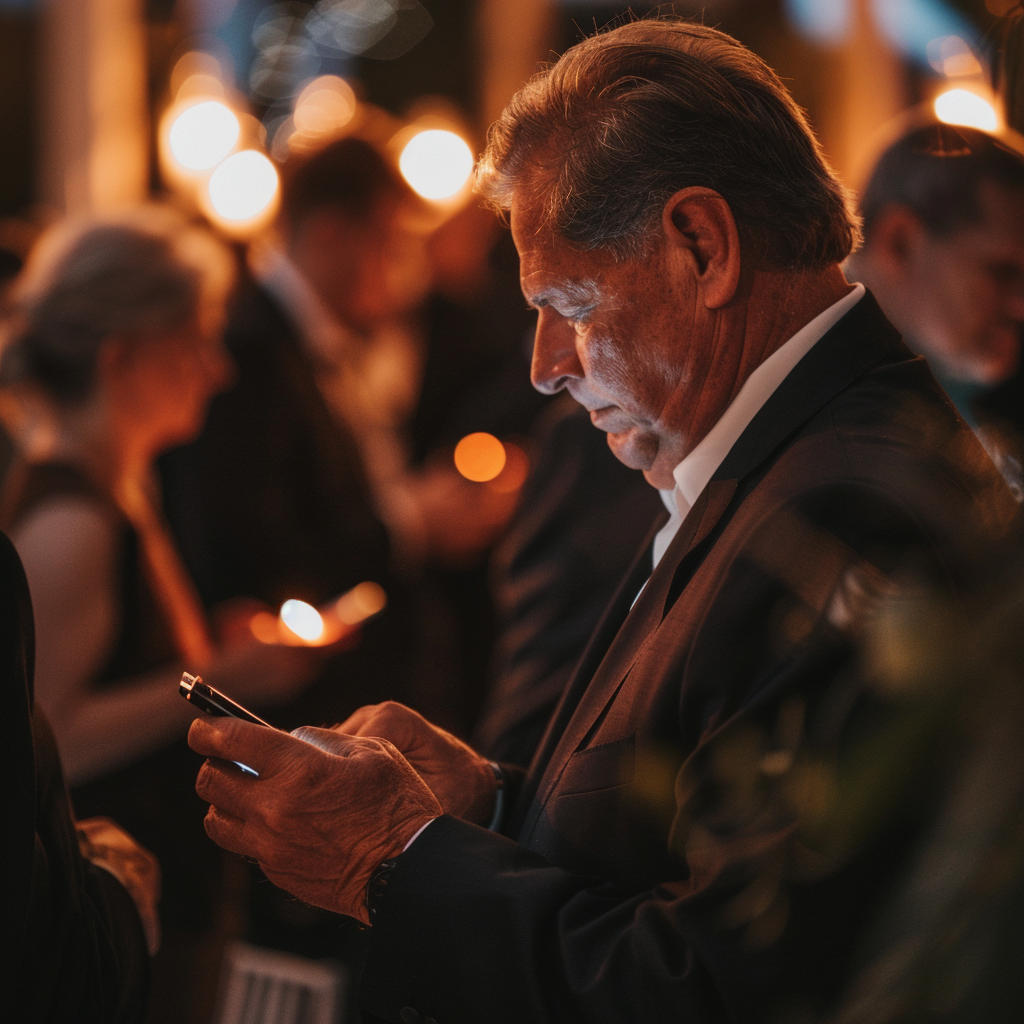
xmin=39 ymin=0 xmax=149 ymax=216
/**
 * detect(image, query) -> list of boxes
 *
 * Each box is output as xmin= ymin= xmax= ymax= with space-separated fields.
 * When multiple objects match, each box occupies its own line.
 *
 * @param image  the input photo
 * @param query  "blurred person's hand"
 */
xmin=201 ymin=636 xmax=323 ymax=707
xmin=76 ymin=817 xmax=161 ymax=955
xmin=332 ymin=701 xmax=498 ymax=824
xmin=412 ymin=463 xmax=519 ymax=565
xmin=190 ymin=717 xmax=441 ymax=924
xmin=211 ymin=597 xmax=275 ymax=651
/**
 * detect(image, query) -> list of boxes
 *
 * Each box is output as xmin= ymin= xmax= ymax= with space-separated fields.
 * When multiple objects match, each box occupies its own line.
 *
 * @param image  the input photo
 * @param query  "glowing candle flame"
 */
xmin=206 ymin=150 xmax=280 ymax=223
xmin=454 ymin=432 xmax=506 ymax=483
xmin=279 ymin=599 xmax=325 ymax=642
xmin=399 ymin=129 xmax=474 ymax=201
xmin=168 ymin=100 xmax=240 ymax=171
xmin=934 ymin=89 xmax=999 ymax=132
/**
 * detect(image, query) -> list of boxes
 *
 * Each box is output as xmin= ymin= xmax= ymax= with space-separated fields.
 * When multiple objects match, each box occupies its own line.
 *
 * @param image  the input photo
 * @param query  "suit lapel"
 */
xmin=514 ymin=291 xmax=908 ymax=841
xmin=519 ymin=479 xmax=737 ymax=841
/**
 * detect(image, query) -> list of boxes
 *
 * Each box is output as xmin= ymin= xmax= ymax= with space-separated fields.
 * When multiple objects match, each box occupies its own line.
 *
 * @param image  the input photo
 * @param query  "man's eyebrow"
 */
xmin=524 ymin=279 xmax=597 ymax=311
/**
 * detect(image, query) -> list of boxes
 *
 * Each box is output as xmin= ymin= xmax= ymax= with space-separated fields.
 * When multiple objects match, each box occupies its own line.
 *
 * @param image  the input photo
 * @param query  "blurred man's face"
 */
xmin=512 ymin=196 xmax=718 ymax=490
xmin=904 ymin=180 xmax=1024 ymax=386
xmin=293 ymin=196 xmax=429 ymax=334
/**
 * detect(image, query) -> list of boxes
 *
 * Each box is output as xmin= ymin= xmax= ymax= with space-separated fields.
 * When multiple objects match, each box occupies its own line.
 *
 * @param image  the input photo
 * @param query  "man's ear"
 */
xmin=662 ymin=187 xmax=741 ymax=309
xmin=866 ymin=205 xmax=926 ymax=278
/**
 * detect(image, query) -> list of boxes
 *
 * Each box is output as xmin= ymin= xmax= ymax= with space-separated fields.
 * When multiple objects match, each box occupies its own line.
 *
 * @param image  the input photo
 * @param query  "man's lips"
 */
xmin=589 ymin=405 xmax=632 ymax=432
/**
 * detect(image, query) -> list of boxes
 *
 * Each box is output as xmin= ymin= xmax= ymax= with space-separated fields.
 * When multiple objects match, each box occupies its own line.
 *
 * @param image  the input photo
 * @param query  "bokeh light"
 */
xmin=926 ymin=35 xmax=983 ymax=78
xmin=168 ymin=100 xmax=240 ymax=171
xmin=934 ymin=88 xmax=999 ymax=131
xmin=399 ymin=129 xmax=474 ymax=201
xmin=206 ymin=150 xmax=280 ymax=223
xmin=335 ymin=581 xmax=388 ymax=625
xmin=454 ymin=432 xmax=506 ymax=483
xmin=488 ymin=442 xmax=530 ymax=495
xmin=294 ymin=75 xmax=357 ymax=135
xmin=279 ymin=599 xmax=324 ymax=642
xmin=170 ymin=50 xmax=226 ymax=96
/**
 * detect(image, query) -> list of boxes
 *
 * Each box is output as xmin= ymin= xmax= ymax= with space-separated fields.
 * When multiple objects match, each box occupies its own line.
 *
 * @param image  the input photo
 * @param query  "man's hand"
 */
xmin=76 ymin=817 xmax=161 ymax=955
xmin=189 ymin=717 xmax=442 ymax=925
xmin=334 ymin=702 xmax=497 ymax=824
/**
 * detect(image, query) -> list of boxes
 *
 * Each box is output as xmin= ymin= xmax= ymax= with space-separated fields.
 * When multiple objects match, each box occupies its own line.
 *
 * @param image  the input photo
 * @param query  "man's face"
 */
xmin=905 ymin=179 xmax=1024 ymax=386
xmin=512 ymin=196 xmax=719 ymax=490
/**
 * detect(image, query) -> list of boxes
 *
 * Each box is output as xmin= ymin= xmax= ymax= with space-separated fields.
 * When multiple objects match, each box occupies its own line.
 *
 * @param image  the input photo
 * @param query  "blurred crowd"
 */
xmin=5 ymin=58 xmax=1024 ymax=1024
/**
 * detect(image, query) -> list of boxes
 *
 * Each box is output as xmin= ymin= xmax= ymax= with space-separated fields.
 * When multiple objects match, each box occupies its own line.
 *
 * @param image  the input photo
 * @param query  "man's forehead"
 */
xmin=511 ymin=196 xmax=608 ymax=301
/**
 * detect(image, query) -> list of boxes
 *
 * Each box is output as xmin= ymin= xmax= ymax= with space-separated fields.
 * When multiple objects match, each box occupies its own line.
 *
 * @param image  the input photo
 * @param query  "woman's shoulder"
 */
xmin=6 ymin=466 xmax=121 ymax=583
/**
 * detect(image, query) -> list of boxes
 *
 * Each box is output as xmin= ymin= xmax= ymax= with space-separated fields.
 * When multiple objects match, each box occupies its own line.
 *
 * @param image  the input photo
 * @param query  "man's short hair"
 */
xmin=477 ymin=18 xmax=860 ymax=269
xmin=860 ymin=123 xmax=1024 ymax=241
xmin=281 ymin=136 xmax=411 ymax=227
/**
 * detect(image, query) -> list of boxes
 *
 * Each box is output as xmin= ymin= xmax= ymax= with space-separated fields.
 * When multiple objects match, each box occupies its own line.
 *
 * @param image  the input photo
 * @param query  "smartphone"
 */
xmin=180 ymin=672 xmax=271 ymax=774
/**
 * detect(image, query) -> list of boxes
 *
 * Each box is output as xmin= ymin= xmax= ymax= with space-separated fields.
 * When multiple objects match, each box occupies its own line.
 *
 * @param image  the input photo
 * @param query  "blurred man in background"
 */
xmin=159 ymin=136 xmax=427 ymax=992
xmin=161 ymin=135 xmax=421 ymax=728
xmin=847 ymin=122 xmax=1024 ymax=494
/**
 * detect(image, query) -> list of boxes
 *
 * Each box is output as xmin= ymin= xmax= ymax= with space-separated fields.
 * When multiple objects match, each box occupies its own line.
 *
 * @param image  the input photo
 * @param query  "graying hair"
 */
xmin=478 ymin=18 xmax=861 ymax=268
xmin=1 ymin=206 xmax=234 ymax=404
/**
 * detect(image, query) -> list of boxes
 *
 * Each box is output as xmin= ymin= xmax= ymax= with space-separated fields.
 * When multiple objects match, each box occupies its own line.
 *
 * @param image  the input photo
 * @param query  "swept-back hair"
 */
xmin=478 ymin=18 xmax=860 ymax=269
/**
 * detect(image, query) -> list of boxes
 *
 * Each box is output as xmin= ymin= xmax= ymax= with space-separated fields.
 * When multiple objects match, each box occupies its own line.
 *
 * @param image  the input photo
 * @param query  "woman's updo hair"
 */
xmin=1 ymin=206 xmax=235 ymax=404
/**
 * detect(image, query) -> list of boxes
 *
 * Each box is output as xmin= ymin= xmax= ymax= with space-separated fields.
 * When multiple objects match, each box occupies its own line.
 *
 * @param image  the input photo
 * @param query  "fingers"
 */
xmin=291 ymin=725 xmax=370 ymax=755
xmin=188 ymin=716 xmax=291 ymax=775
xmin=203 ymin=804 xmax=254 ymax=860
xmin=195 ymin=757 xmax=256 ymax=821
xmin=336 ymin=701 xmax=426 ymax=746
xmin=335 ymin=703 xmax=384 ymax=734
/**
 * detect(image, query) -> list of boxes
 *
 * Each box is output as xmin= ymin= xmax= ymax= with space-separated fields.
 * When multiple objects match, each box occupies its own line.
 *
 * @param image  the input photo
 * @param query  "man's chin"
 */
xmin=606 ymin=427 xmax=661 ymax=476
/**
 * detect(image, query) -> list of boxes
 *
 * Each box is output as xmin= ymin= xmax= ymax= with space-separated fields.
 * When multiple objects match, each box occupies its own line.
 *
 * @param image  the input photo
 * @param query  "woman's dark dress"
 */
xmin=2 ymin=463 xmax=227 ymax=1023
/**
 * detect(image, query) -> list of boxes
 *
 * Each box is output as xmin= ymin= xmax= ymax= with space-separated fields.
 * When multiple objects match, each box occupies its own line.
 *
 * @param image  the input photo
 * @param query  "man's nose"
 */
xmin=530 ymin=309 xmax=584 ymax=395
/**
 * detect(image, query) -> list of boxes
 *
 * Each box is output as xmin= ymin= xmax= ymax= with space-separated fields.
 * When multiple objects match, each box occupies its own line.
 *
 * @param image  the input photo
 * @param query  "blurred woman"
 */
xmin=0 ymin=208 xmax=318 ymax=1024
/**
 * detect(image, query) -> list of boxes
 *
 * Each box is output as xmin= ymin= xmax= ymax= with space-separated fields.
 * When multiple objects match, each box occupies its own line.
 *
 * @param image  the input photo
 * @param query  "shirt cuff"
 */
xmin=402 ymin=817 xmax=437 ymax=852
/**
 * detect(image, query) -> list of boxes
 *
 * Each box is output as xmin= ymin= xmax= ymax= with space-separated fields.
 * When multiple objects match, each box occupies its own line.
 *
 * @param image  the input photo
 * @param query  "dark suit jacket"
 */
xmin=357 ymin=294 xmax=1015 ymax=1023
xmin=475 ymin=396 xmax=664 ymax=767
xmin=0 ymin=532 xmax=148 ymax=1023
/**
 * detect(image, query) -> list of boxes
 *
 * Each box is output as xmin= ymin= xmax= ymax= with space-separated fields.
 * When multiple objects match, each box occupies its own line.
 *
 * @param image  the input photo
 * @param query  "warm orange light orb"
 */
xmin=279 ymin=599 xmax=324 ymax=642
xmin=206 ymin=150 xmax=279 ymax=223
xmin=934 ymin=89 xmax=999 ymax=132
xmin=399 ymin=129 xmax=474 ymax=201
xmin=294 ymin=75 xmax=357 ymax=135
xmin=488 ymin=442 xmax=529 ymax=494
xmin=168 ymin=100 xmax=240 ymax=171
xmin=454 ymin=432 xmax=506 ymax=483
xmin=335 ymin=581 xmax=388 ymax=625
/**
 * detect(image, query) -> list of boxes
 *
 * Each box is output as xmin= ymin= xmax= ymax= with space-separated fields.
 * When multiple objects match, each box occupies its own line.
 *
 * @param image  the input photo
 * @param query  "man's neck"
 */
xmin=729 ymin=262 xmax=854 ymax=402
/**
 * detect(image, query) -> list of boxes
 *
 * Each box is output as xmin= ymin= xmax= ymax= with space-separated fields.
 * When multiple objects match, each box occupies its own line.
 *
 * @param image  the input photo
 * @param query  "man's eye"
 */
xmin=568 ymin=308 xmax=595 ymax=325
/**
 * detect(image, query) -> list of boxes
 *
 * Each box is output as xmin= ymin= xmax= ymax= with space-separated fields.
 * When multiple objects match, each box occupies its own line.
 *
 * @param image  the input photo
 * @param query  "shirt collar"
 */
xmin=661 ymin=282 xmax=866 ymax=518
xmin=651 ymin=282 xmax=865 ymax=570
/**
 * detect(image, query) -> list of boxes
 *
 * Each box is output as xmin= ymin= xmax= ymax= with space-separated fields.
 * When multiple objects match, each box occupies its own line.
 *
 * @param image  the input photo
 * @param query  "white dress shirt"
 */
xmin=651 ymin=283 xmax=865 ymax=571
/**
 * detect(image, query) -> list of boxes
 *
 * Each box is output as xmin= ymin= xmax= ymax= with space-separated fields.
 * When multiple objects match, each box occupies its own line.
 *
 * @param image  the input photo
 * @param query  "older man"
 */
xmin=190 ymin=19 xmax=1013 ymax=1023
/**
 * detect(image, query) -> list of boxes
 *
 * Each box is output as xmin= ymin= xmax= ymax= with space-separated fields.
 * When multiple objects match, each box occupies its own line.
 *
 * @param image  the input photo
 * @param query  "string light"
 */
xmin=167 ymin=100 xmax=240 ymax=172
xmin=399 ymin=129 xmax=474 ymax=201
xmin=206 ymin=150 xmax=280 ymax=225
